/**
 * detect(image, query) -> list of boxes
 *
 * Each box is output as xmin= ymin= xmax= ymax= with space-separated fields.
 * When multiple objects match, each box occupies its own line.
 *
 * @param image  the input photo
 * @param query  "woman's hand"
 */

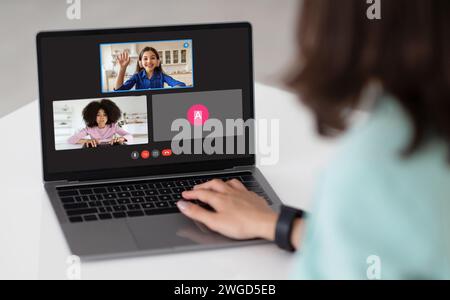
xmin=110 ymin=137 xmax=125 ymax=145
xmin=178 ymin=179 xmax=278 ymax=241
xmin=117 ymin=52 xmax=131 ymax=69
xmin=83 ymin=139 xmax=99 ymax=148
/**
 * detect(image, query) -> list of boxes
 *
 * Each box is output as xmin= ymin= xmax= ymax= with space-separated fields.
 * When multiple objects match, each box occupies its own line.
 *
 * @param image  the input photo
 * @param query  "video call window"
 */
xmin=53 ymin=96 xmax=149 ymax=151
xmin=100 ymin=39 xmax=194 ymax=93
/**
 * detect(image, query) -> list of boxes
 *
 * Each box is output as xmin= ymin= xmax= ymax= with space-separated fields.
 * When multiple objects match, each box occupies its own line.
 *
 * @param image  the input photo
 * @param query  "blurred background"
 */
xmin=0 ymin=0 xmax=300 ymax=118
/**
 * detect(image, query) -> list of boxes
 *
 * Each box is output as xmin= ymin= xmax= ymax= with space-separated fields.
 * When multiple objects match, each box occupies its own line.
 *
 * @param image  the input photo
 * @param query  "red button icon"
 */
xmin=141 ymin=150 xmax=150 ymax=159
xmin=161 ymin=149 xmax=172 ymax=157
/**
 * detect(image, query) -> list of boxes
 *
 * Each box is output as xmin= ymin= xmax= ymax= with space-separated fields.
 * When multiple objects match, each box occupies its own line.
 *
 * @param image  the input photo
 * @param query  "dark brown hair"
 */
xmin=288 ymin=0 xmax=450 ymax=155
xmin=82 ymin=99 xmax=122 ymax=128
xmin=136 ymin=47 xmax=164 ymax=74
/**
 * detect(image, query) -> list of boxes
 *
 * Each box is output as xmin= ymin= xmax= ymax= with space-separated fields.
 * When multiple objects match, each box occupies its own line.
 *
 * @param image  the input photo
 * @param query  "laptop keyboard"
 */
xmin=57 ymin=172 xmax=272 ymax=223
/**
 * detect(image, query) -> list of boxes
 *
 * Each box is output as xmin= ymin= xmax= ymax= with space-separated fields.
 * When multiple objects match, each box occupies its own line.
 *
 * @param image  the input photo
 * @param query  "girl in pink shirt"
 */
xmin=68 ymin=99 xmax=133 ymax=148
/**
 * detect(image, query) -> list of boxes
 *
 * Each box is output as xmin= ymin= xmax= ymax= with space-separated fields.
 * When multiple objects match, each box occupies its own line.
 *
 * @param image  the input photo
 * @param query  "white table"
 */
xmin=0 ymin=83 xmax=338 ymax=280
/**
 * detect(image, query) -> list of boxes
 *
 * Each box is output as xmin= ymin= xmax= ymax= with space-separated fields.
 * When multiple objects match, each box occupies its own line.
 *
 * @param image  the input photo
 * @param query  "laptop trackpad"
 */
xmin=127 ymin=214 xmax=233 ymax=250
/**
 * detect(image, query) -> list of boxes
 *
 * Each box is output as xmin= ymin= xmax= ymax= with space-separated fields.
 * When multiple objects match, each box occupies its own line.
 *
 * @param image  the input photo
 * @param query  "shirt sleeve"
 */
xmin=68 ymin=128 xmax=89 ymax=144
xmin=163 ymin=74 xmax=186 ymax=87
xmin=115 ymin=74 xmax=137 ymax=91
xmin=115 ymin=126 xmax=133 ymax=143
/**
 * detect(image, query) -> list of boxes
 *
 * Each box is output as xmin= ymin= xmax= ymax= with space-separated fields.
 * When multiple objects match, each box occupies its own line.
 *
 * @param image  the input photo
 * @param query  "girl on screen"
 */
xmin=68 ymin=99 xmax=133 ymax=148
xmin=114 ymin=47 xmax=186 ymax=91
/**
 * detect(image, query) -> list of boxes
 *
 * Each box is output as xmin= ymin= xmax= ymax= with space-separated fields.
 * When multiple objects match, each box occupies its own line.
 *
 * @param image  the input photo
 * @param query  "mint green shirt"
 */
xmin=294 ymin=96 xmax=450 ymax=279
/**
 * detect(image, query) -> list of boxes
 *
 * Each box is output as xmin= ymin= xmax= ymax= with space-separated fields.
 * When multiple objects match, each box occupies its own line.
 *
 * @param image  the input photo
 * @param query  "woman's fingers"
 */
xmin=226 ymin=179 xmax=248 ymax=191
xmin=182 ymin=189 xmax=223 ymax=209
xmin=194 ymin=179 xmax=230 ymax=193
xmin=177 ymin=200 xmax=216 ymax=229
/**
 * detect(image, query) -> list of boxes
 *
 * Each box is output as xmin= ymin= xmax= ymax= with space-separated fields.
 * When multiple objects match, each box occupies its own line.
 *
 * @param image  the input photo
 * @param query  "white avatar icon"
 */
xmin=194 ymin=110 xmax=203 ymax=125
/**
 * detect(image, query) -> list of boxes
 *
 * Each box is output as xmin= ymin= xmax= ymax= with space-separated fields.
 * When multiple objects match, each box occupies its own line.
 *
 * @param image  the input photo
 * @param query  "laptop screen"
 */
xmin=37 ymin=23 xmax=255 ymax=181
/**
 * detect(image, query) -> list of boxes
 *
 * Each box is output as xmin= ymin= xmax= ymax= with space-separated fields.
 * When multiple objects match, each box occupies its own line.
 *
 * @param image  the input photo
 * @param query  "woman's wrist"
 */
xmin=256 ymin=211 xmax=278 ymax=242
xmin=290 ymin=218 xmax=305 ymax=251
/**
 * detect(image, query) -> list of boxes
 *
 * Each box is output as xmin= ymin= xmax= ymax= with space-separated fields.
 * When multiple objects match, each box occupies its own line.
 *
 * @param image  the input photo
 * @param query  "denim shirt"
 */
xmin=116 ymin=70 xmax=186 ymax=91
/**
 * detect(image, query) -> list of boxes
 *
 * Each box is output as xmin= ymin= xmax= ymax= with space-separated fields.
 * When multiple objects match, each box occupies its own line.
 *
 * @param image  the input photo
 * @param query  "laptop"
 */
xmin=37 ymin=22 xmax=282 ymax=260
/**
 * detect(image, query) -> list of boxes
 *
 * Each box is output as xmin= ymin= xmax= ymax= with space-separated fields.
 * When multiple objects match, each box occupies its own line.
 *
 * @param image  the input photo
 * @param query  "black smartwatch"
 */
xmin=275 ymin=205 xmax=305 ymax=252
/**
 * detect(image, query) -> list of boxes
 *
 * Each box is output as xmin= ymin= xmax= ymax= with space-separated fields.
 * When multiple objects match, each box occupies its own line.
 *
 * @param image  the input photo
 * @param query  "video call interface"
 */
xmin=39 ymin=26 xmax=253 ymax=174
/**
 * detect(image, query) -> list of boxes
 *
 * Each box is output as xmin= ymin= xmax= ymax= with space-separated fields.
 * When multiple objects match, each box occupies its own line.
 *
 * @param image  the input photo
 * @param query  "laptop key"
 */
xmin=93 ymin=187 xmax=107 ymax=194
xmin=64 ymin=203 xmax=88 ymax=210
xmin=142 ymin=203 xmax=155 ymax=209
xmin=107 ymin=187 xmax=121 ymax=193
xmin=168 ymin=200 xmax=179 ymax=207
xmin=172 ymin=188 xmax=184 ymax=193
xmin=172 ymin=194 xmax=182 ymax=200
xmin=104 ymin=193 xmax=116 ymax=199
xmin=99 ymin=213 xmax=112 ymax=220
xmin=127 ymin=211 xmax=144 ymax=217
xmin=127 ymin=204 xmax=141 ymax=210
xmin=134 ymin=184 xmax=147 ymax=190
xmin=69 ymin=216 xmax=83 ymax=223
xmin=121 ymin=185 xmax=134 ymax=192
xmin=161 ymin=182 xmax=175 ymax=188
xmin=84 ymin=215 xmax=98 ymax=222
xmin=67 ymin=208 xmax=97 ymax=216
xmin=103 ymin=200 xmax=117 ymax=206
xmin=76 ymin=196 xmax=89 ymax=202
xmin=144 ymin=207 xmax=179 ymax=216
xmin=131 ymin=191 xmax=145 ymax=197
xmin=158 ymin=195 xmax=172 ymax=201
xmin=113 ymin=212 xmax=126 ymax=219
xmin=113 ymin=205 xmax=127 ymax=212
xmin=158 ymin=189 xmax=171 ymax=194
xmin=118 ymin=199 xmax=131 ymax=205
xmin=80 ymin=189 xmax=93 ymax=195
xmin=156 ymin=201 xmax=169 ymax=208
xmin=145 ymin=196 xmax=158 ymax=202
xmin=61 ymin=197 xmax=75 ymax=204
xmin=240 ymin=175 xmax=255 ymax=182
xmin=145 ymin=190 xmax=158 ymax=196
xmin=58 ymin=190 xmax=79 ymax=197
xmin=89 ymin=201 xmax=103 ymax=208
xmin=131 ymin=197 xmax=145 ymax=203
xmin=177 ymin=181 xmax=188 ymax=187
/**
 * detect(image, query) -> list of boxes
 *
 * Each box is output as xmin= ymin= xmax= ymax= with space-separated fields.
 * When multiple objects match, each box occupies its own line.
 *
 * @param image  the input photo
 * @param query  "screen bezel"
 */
xmin=37 ymin=22 xmax=255 ymax=182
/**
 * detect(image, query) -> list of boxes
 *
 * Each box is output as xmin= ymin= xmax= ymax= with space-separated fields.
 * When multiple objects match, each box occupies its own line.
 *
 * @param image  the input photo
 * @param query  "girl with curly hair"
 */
xmin=68 ymin=99 xmax=133 ymax=148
